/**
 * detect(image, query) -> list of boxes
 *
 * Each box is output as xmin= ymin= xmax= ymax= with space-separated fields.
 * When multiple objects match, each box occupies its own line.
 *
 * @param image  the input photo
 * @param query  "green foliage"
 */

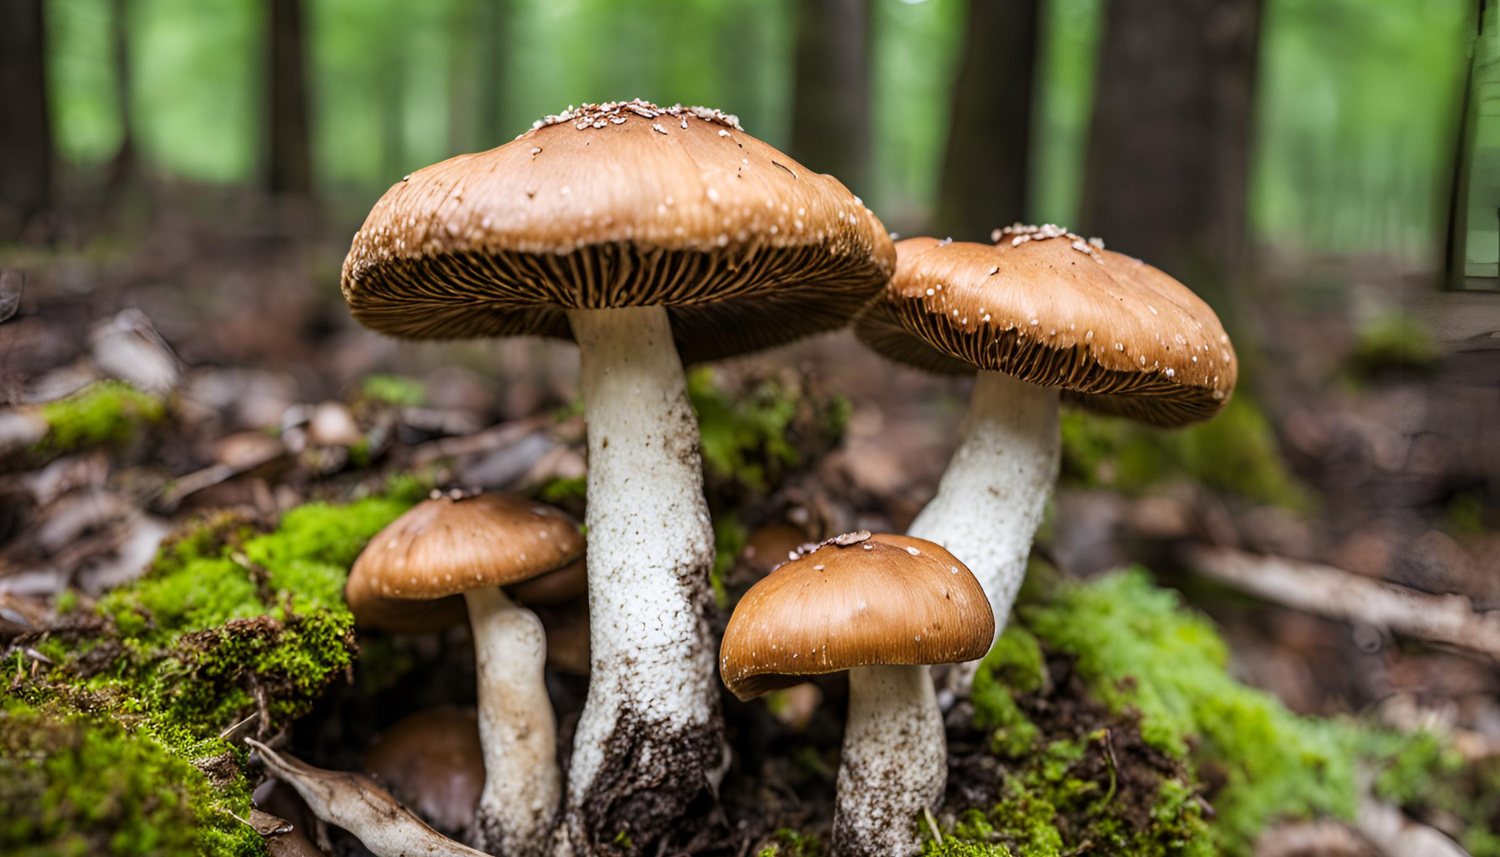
xmin=360 ymin=374 xmax=426 ymax=407
xmin=972 ymin=627 xmax=1045 ymax=756
xmin=690 ymin=368 xmax=803 ymax=494
xmin=34 ymin=382 xmax=165 ymax=453
xmin=1022 ymin=570 xmax=1356 ymax=852
xmin=757 ymin=829 xmax=825 ymax=857
xmin=0 ymin=701 xmax=260 ymax=857
xmin=538 ymin=475 xmax=587 ymax=504
xmin=1349 ymin=313 xmax=1439 ymax=376
xmin=1363 ymin=730 xmax=1500 ymax=857
xmin=1059 ymin=395 xmax=1310 ymax=510
xmin=710 ymin=512 xmax=747 ymax=610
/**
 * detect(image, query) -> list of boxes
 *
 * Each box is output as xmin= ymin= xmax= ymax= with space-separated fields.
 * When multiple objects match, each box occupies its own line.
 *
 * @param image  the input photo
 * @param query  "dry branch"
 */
xmin=1180 ymin=545 xmax=1500 ymax=660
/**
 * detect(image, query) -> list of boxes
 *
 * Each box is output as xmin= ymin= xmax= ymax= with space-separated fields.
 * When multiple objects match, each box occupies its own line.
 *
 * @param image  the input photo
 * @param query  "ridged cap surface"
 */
xmin=345 ymin=492 xmax=585 ymax=632
xmin=854 ymin=229 xmax=1237 ymax=427
xmin=342 ymin=100 xmax=896 ymax=363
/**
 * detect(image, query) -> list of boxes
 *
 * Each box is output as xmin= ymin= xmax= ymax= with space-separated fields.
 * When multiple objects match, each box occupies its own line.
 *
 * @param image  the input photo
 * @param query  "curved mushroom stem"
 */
xmin=564 ymin=306 xmax=725 ymax=851
xmin=834 ymin=665 xmax=946 ymax=857
xmin=464 ymin=586 xmax=560 ymax=857
xmin=906 ymin=370 xmax=1059 ymax=693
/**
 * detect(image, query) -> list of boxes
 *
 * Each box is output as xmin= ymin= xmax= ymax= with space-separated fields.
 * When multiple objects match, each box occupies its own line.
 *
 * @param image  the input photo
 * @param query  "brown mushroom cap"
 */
xmin=854 ymin=231 xmax=1238 ymax=427
xmin=344 ymin=492 xmax=585 ymax=632
xmin=341 ymin=100 xmax=896 ymax=363
xmin=719 ymin=532 xmax=993 ymax=701
xmin=364 ymin=706 xmax=485 ymax=834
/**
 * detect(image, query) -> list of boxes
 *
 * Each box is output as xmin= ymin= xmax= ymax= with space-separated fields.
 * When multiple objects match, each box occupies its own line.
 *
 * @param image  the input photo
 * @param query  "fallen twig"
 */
xmin=1180 ymin=545 xmax=1500 ymax=660
xmin=246 ymin=739 xmax=488 ymax=857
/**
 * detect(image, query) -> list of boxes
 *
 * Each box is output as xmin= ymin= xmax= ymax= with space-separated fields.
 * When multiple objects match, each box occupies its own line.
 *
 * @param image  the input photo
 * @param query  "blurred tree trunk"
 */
xmin=104 ymin=0 xmax=138 ymax=203
xmin=790 ymin=0 xmax=871 ymax=197
xmin=935 ymin=0 xmax=1041 ymax=240
xmin=267 ymin=0 xmax=313 ymax=197
xmin=1080 ymin=0 xmax=1263 ymax=301
xmin=477 ymin=0 xmax=509 ymax=148
xmin=0 ymin=0 xmax=53 ymax=241
xmin=448 ymin=0 xmax=508 ymax=153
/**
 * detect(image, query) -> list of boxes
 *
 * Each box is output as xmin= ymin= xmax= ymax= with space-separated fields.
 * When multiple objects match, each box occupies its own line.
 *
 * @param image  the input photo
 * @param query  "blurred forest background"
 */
xmin=2 ymin=0 xmax=1500 ymax=854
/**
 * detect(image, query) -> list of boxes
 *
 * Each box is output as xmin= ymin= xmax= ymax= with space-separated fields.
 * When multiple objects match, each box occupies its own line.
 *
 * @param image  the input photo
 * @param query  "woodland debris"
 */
xmin=1182 ymin=545 xmax=1500 ymax=659
xmin=247 ymin=739 xmax=489 ymax=857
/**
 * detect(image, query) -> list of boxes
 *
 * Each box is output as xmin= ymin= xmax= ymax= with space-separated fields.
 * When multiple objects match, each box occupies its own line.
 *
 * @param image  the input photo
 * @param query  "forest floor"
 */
xmin=0 ymin=204 xmax=1497 ymax=856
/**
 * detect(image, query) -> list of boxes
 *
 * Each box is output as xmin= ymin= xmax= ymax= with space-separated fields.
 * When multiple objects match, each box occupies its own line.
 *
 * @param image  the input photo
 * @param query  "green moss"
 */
xmin=757 ymin=829 xmax=825 ymax=857
xmin=0 ymin=701 xmax=261 ymax=857
xmin=1059 ymin=395 xmax=1310 ymax=510
xmin=1349 ymin=312 xmax=1438 ymax=376
xmin=1363 ymin=731 xmax=1499 ymax=857
xmin=538 ymin=475 xmax=587 ymax=504
xmin=6 ymin=489 xmax=419 ymax=856
xmin=710 ymin=512 xmax=748 ymax=610
xmin=972 ymin=627 xmax=1045 ymax=756
xmin=921 ymin=839 xmax=1013 ymax=856
xmin=691 ymin=368 xmax=802 ymax=494
xmin=1021 ymin=570 xmax=1355 ymax=852
xmin=360 ymin=374 xmax=426 ymax=407
xmin=33 ymin=381 xmax=165 ymax=453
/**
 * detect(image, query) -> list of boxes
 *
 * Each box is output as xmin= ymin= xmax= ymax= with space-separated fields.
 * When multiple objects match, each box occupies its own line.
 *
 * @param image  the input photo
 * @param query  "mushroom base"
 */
xmin=906 ymin=370 xmax=1059 ymax=691
xmin=564 ymin=306 xmax=725 ymax=853
xmin=834 ymin=664 xmax=946 ymax=857
xmin=464 ymin=587 xmax=560 ymax=857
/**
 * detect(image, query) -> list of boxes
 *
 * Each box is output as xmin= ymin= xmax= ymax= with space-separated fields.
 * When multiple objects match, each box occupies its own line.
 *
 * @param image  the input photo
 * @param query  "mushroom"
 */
xmin=340 ymin=99 xmax=895 ymax=846
xmin=720 ymin=531 xmax=993 ymax=857
xmin=364 ymin=707 xmax=486 ymax=837
xmin=344 ymin=491 xmax=585 ymax=856
xmin=854 ymin=230 xmax=1237 ymax=688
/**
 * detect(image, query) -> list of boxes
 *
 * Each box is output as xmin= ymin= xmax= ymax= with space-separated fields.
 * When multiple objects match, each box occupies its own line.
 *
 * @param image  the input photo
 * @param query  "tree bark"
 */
xmin=1080 ymin=0 xmax=1263 ymax=300
xmin=935 ymin=0 xmax=1041 ymax=241
xmin=267 ymin=0 xmax=313 ymax=197
xmin=789 ymin=0 xmax=872 ymax=197
xmin=477 ymin=0 xmax=508 ymax=149
xmin=104 ymin=0 xmax=138 ymax=204
xmin=0 ymin=0 xmax=53 ymax=241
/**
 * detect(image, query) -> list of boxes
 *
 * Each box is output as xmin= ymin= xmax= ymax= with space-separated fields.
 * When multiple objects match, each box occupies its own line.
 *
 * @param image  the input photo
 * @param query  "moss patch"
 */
xmin=33 ymin=381 xmax=166 ymax=454
xmin=4 ymin=485 xmax=422 ymax=857
xmin=1059 ymin=395 xmax=1310 ymax=510
xmin=1349 ymin=312 xmax=1438 ymax=377
xmin=0 ymin=701 xmax=259 ymax=857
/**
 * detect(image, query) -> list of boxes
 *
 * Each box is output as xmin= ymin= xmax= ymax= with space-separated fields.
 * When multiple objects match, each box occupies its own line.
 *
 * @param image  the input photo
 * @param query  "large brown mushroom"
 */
xmin=345 ymin=491 xmax=583 ymax=856
xmin=855 ymin=229 xmax=1236 ymax=689
xmin=340 ymin=99 xmax=895 ymax=848
xmin=721 ymin=532 xmax=993 ymax=857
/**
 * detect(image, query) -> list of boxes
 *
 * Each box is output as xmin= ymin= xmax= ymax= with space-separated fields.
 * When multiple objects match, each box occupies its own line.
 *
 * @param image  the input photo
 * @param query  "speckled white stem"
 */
xmin=907 ymin=371 xmax=1059 ymax=688
xmin=563 ymin=306 xmax=722 ymax=848
xmin=833 ymin=665 xmax=946 ymax=857
xmin=465 ymin=586 xmax=560 ymax=857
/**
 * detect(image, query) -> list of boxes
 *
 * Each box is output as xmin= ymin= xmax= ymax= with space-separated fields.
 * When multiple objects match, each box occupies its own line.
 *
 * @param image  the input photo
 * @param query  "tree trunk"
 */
xmin=477 ymin=0 xmax=508 ymax=149
xmin=935 ymin=0 xmax=1041 ymax=241
xmin=789 ymin=0 xmax=871 ymax=197
xmin=1080 ymin=0 xmax=1263 ymax=302
xmin=267 ymin=0 xmax=313 ymax=197
xmin=104 ymin=0 xmax=138 ymax=203
xmin=0 ymin=0 xmax=53 ymax=241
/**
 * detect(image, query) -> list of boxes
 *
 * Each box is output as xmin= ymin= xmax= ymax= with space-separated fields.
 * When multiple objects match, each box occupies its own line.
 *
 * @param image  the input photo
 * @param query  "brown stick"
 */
xmin=1180 ymin=545 xmax=1500 ymax=660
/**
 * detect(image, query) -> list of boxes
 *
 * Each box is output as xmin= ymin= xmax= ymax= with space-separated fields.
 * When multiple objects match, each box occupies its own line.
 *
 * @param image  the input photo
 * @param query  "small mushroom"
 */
xmin=854 ymin=233 xmax=1237 ymax=691
xmin=345 ymin=492 xmax=584 ymax=856
xmin=364 ymin=707 xmax=485 ymax=836
xmin=720 ymin=532 xmax=993 ymax=857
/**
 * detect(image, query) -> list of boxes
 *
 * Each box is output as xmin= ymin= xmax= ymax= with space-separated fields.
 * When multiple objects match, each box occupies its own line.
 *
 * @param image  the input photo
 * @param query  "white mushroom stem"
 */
xmin=463 ymin=586 xmax=559 ymax=856
xmin=563 ymin=306 xmax=723 ymax=846
xmin=906 ymin=370 xmax=1060 ymax=688
xmin=834 ymin=665 xmax=946 ymax=857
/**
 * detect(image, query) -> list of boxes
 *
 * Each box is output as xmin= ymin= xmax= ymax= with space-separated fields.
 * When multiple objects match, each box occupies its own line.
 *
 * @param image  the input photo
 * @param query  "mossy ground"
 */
xmin=2 ymin=477 xmax=426 ymax=856
xmin=1059 ymin=394 xmax=1311 ymax=511
xmin=944 ymin=566 xmax=1488 ymax=856
xmin=31 ymin=381 xmax=166 ymax=455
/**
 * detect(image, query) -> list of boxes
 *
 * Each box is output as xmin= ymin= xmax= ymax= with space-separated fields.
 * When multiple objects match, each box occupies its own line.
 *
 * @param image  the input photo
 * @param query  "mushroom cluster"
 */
xmin=248 ymin=100 xmax=1236 ymax=857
